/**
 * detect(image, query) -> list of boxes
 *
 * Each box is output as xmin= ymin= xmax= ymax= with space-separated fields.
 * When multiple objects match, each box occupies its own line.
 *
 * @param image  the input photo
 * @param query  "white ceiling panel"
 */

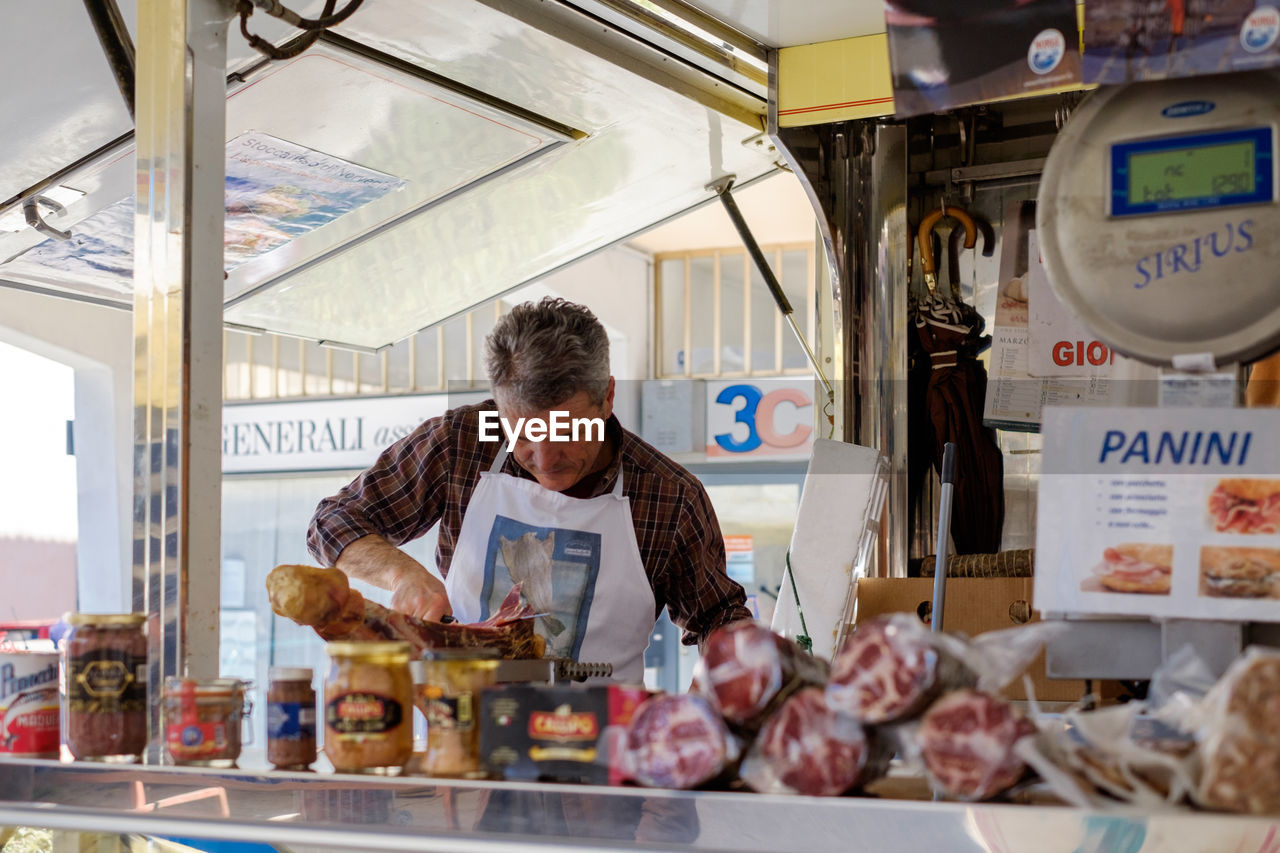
xmin=676 ymin=0 xmax=887 ymax=48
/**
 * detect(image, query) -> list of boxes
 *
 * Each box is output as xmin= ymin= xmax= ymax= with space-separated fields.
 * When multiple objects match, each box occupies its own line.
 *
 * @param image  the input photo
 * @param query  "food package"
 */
xmin=693 ymin=620 xmax=829 ymax=733
xmin=914 ymin=689 xmax=1036 ymax=801
xmin=1197 ymin=647 xmax=1280 ymax=814
xmin=479 ymin=684 xmax=649 ymax=785
xmin=826 ymin=614 xmax=975 ymax=725
xmin=739 ymin=687 xmax=890 ymax=796
xmin=624 ymin=693 xmax=740 ymax=790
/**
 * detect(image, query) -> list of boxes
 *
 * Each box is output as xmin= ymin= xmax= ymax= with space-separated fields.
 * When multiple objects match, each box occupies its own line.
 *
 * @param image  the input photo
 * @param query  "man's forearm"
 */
xmin=334 ymin=534 xmax=431 ymax=589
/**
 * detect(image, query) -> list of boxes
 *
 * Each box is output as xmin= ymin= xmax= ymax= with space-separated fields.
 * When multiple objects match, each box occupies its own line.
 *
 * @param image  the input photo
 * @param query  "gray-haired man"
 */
xmin=307 ymin=297 xmax=750 ymax=681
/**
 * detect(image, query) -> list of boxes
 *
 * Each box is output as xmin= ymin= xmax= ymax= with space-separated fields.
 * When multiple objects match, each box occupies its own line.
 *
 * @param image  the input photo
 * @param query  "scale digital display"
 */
xmin=1110 ymin=126 xmax=1273 ymax=217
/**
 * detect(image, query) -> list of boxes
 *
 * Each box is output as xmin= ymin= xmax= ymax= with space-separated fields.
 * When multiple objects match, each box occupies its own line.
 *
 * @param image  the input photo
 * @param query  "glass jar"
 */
xmin=411 ymin=649 xmax=499 ymax=778
xmin=162 ymin=677 xmax=249 ymax=767
xmin=267 ymin=666 xmax=317 ymax=770
xmin=324 ymin=642 xmax=412 ymax=775
xmin=64 ymin=613 xmax=148 ymax=762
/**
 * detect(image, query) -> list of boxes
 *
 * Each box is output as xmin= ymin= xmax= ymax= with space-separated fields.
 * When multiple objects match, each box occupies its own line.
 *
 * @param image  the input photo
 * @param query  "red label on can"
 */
xmin=1 ymin=652 xmax=61 ymax=757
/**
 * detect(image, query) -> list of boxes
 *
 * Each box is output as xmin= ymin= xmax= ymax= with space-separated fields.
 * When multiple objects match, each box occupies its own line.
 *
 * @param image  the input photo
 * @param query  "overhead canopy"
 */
xmin=0 ymin=0 xmax=784 ymax=350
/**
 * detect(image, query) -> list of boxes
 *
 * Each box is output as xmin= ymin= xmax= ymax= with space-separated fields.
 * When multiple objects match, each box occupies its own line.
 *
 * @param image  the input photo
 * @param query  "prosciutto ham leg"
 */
xmin=266 ymin=564 xmax=545 ymax=659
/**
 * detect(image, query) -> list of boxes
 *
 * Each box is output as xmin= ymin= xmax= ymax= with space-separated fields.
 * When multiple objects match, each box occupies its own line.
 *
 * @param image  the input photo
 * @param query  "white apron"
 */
xmin=445 ymin=448 xmax=655 ymax=684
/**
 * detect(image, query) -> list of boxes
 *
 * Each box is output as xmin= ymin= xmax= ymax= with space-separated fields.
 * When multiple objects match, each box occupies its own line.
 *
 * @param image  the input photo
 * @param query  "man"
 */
xmin=307 ymin=297 xmax=751 ymax=682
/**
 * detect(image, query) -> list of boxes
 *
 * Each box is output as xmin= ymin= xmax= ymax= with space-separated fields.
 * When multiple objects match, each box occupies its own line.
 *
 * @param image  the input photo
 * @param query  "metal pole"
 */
xmin=81 ymin=0 xmax=137 ymax=119
xmin=931 ymin=442 xmax=956 ymax=633
xmin=133 ymin=0 xmax=231 ymax=757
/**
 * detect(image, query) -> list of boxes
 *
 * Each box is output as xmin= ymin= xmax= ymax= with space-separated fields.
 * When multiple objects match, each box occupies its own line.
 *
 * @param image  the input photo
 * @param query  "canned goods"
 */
xmin=324 ymin=642 xmax=412 ymax=775
xmin=412 ymin=649 xmax=499 ymax=778
xmin=0 ymin=649 xmax=60 ymax=758
xmin=64 ymin=613 xmax=147 ymax=762
xmin=163 ymin=677 xmax=249 ymax=767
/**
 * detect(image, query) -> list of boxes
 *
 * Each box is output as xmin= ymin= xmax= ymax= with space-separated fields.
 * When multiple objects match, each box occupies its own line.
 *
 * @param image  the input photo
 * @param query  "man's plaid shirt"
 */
xmin=307 ymin=400 xmax=751 ymax=646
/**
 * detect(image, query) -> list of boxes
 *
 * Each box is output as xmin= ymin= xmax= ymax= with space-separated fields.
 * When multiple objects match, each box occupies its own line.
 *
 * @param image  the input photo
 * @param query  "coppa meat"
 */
xmin=266 ymin=564 xmax=545 ymax=659
xmin=625 ymin=694 xmax=735 ymax=789
xmin=918 ymin=689 xmax=1035 ymax=801
xmin=826 ymin=615 xmax=973 ymax=724
xmin=740 ymin=687 xmax=884 ymax=796
xmin=696 ymin=621 xmax=829 ymax=731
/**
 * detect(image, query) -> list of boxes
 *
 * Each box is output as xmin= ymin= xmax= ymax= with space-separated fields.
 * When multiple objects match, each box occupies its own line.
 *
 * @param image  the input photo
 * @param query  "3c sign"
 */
xmin=713 ymin=384 xmax=813 ymax=454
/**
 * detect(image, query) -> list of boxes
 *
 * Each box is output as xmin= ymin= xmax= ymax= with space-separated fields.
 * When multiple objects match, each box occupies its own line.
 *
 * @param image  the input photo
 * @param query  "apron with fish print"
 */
xmin=445 ymin=446 xmax=655 ymax=683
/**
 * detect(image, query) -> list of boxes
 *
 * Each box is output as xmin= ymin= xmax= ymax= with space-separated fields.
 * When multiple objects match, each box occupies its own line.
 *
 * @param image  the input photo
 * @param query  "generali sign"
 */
xmin=222 ymin=393 xmax=483 ymax=474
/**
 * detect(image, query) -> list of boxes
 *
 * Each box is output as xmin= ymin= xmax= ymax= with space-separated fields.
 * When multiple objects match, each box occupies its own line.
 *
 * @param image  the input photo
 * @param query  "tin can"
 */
xmin=163 ymin=677 xmax=249 ymax=767
xmin=0 ymin=649 xmax=60 ymax=758
xmin=411 ymin=649 xmax=499 ymax=778
xmin=64 ymin=613 xmax=147 ymax=762
xmin=324 ymin=642 xmax=412 ymax=775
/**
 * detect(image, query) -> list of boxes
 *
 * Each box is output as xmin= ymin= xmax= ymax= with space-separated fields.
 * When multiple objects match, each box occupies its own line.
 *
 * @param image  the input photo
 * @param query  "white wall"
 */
xmin=0 ymin=287 xmax=133 ymax=611
xmin=509 ymin=245 xmax=652 ymax=428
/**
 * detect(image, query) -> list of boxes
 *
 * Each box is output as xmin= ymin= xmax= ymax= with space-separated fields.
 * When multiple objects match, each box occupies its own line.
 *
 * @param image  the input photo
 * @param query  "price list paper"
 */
xmin=1036 ymin=406 xmax=1280 ymax=621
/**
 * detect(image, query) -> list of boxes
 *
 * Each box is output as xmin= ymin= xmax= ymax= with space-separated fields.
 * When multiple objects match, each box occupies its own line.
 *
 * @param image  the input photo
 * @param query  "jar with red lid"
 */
xmin=64 ymin=613 xmax=148 ymax=762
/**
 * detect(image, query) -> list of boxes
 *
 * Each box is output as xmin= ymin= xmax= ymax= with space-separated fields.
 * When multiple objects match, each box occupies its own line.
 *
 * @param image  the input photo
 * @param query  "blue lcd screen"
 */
xmin=1110 ymin=126 xmax=1273 ymax=217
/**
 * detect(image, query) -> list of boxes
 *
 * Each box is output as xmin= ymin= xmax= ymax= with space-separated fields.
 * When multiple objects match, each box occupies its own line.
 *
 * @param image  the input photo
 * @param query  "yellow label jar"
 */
xmin=412 ymin=649 xmax=499 ymax=778
xmin=324 ymin=641 xmax=412 ymax=775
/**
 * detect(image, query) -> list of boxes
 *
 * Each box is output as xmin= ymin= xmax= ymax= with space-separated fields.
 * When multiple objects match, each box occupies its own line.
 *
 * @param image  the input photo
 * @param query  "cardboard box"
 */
xmin=852 ymin=577 xmax=1088 ymax=703
xmin=479 ymin=685 xmax=648 ymax=785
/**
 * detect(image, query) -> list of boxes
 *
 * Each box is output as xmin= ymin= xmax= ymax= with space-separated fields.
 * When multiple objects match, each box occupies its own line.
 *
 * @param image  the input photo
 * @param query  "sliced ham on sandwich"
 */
xmin=1208 ymin=479 xmax=1280 ymax=535
xmin=1093 ymin=544 xmax=1172 ymax=595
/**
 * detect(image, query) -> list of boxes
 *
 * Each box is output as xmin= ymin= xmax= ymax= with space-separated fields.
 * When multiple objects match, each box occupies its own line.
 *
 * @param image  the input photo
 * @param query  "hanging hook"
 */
xmin=22 ymin=196 xmax=72 ymax=242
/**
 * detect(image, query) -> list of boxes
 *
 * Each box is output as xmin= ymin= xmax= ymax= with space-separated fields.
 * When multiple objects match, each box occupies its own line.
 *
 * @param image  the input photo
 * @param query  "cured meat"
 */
xmin=917 ymin=689 xmax=1035 ymax=800
xmin=1199 ymin=648 xmax=1280 ymax=814
xmin=266 ymin=564 xmax=545 ymax=659
xmin=1093 ymin=545 xmax=1172 ymax=595
xmin=695 ymin=621 xmax=829 ymax=731
xmin=826 ymin=615 xmax=973 ymax=724
xmin=739 ymin=687 xmax=884 ymax=796
xmin=1208 ymin=482 xmax=1280 ymax=535
xmin=625 ymin=694 xmax=735 ymax=789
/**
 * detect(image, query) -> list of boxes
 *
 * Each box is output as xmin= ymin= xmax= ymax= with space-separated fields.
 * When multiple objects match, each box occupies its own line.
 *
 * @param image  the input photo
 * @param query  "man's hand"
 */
xmin=334 ymin=534 xmax=453 ymax=622
xmin=390 ymin=570 xmax=452 ymax=622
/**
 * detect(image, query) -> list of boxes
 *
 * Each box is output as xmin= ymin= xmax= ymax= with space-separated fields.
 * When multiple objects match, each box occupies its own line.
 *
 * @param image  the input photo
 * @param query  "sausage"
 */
xmin=740 ymin=687 xmax=886 ymax=796
xmin=917 ymin=689 xmax=1035 ymax=800
xmin=695 ymin=621 xmax=829 ymax=731
xmin=625 ymin=694 xmax=735 ymax=790
xmin=826 ymin=615 xmax=974 ymax=724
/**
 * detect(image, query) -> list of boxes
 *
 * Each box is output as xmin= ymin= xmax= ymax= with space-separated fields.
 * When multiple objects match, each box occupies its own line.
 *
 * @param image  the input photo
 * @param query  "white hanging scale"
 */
xmin=1038 ymin=70 xmax=1280 ymax=368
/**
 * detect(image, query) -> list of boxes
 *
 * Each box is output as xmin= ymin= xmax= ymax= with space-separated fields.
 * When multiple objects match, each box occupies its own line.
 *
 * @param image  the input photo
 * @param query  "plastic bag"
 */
xmin=1194 ymin=646 xmax=1280 ymax=814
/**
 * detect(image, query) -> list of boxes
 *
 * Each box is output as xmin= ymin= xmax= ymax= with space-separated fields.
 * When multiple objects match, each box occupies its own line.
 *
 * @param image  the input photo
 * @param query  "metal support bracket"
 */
xmin=706 ymin=174 xmax=836 ymax=417
xmin=22 ymin=196 xmax=72 ymax=241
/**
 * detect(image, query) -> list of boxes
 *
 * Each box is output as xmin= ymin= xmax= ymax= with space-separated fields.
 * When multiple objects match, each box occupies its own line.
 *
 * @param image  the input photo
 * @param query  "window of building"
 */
xmin=655 ymin=243 xmax=815 ymax=379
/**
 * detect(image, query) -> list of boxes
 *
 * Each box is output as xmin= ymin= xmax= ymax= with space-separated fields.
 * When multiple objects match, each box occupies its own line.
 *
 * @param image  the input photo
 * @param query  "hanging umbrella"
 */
xmin=911 ymin=207 xmax=1005 ymax=555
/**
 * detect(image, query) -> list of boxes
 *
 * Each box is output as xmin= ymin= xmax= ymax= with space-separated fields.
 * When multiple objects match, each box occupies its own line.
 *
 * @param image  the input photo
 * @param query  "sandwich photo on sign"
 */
xmin=1199 ymin=547 xmax=1280 ymax=599
xmin=1207 ymin=478 xmax=1280 ymax=534
xmin=1085 ymin=544 xmax=1173 ymax=595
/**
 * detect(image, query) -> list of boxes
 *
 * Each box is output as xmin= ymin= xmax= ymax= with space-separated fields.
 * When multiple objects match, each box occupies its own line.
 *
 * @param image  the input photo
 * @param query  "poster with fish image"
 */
xmin=884 ymin=0 xmax=1082 ymax=118
xmin=481 ymin=516 xmax=602 ymax=660
xmin=1036 ymin=406 xmax=1280 ymax=621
